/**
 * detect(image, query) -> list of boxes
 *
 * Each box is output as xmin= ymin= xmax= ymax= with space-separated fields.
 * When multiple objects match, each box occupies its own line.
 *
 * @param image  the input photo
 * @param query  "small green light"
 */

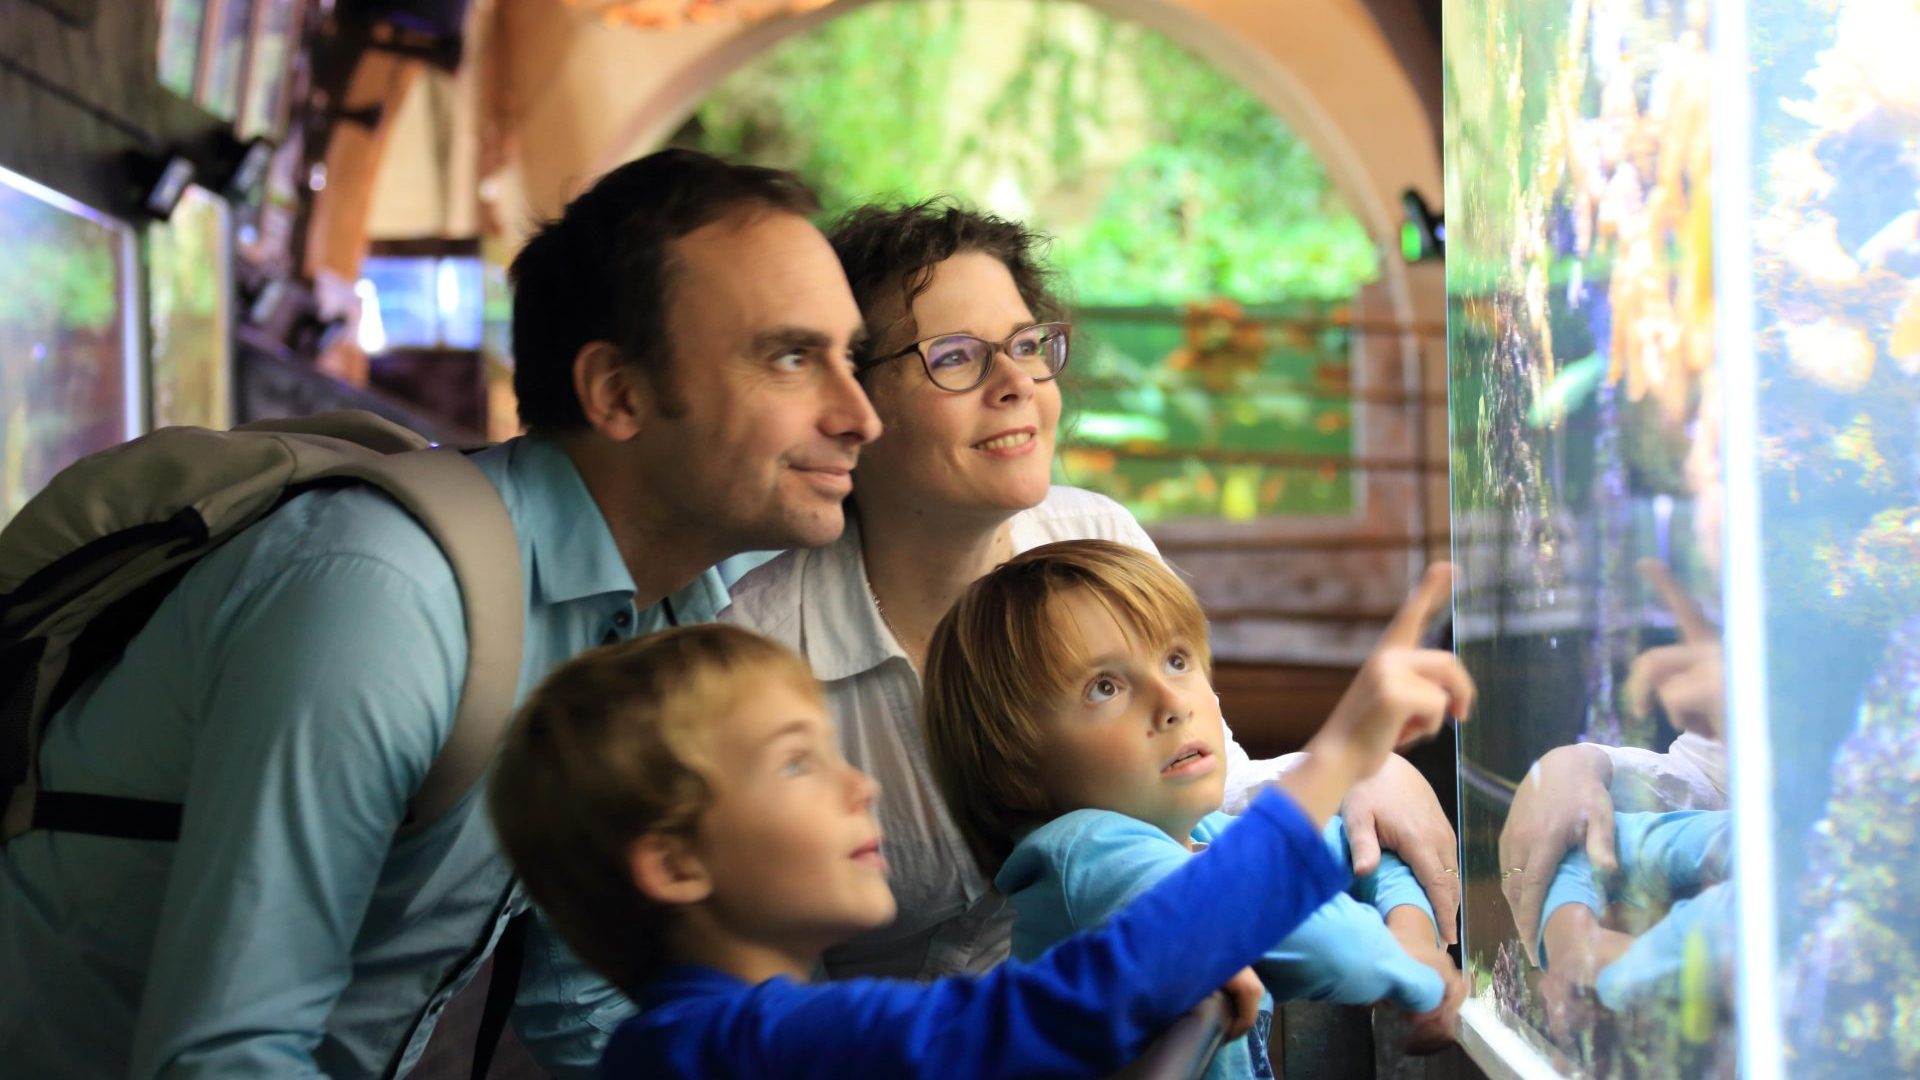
xmin=1401 ymin=221 xmax=1424 ymax=262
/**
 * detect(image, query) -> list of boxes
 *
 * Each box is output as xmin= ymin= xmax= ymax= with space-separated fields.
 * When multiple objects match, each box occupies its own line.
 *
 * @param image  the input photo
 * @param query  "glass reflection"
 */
xmin=1446 ymin=0 xmax=1920 ymax=1074
xmin=1445 ymin=0 xmax=1734 ymax=1072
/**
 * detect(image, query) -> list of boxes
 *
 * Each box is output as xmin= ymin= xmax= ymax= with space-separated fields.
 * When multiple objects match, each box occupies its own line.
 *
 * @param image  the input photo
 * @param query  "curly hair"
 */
xmin=827 ymin=198 xmax=1067 ymax=367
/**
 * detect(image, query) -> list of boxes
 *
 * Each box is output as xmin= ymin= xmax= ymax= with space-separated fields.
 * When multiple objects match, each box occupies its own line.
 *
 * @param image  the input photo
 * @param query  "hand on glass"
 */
xmin=1497 ymin=743 xmax=1618 ymax=964
xmin=1343 ymin=755 xmax=1462 ymax=944
xmin=1626 ymin=558 xmax=1724 ymax=741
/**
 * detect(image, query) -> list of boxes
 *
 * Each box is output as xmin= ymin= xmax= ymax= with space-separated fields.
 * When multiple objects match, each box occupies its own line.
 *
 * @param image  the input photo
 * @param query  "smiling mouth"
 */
xmin=973 ymin=431 xmax=1035 ymax=451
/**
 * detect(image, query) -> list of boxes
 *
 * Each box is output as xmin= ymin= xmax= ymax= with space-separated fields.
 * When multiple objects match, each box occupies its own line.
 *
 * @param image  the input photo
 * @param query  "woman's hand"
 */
xmin=1342 ymin=755 xmax=1462 ymax=944
xmin=1497 ymin=743 xmax=1618 ymax=962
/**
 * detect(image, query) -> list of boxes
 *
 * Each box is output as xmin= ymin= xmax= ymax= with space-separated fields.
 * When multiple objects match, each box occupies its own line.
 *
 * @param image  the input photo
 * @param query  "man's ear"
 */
xmin=572 ymin=341 xmax=653 ymax=442
xmin=629 ymin=831 xmax=713 ymax=906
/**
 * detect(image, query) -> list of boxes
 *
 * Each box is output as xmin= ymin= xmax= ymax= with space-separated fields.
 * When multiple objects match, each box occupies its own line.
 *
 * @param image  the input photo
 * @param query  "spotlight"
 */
xmin=129 ymin=150 xmax=197 ymax=221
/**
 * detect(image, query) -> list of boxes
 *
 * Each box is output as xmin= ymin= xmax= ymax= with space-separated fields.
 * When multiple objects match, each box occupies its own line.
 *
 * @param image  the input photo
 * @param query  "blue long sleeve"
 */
xmin=603 ymin=789 xmax=1347 ymax=1080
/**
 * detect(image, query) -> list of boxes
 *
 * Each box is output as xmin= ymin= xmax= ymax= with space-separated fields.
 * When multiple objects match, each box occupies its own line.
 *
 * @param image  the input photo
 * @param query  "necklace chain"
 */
xmin=867 ymin=577 xmax=907 ymax=649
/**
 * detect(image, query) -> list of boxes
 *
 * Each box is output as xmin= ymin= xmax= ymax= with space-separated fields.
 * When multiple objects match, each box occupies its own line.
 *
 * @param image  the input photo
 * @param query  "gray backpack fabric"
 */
xmin=0 ymin=411 xmax=524 ymax=842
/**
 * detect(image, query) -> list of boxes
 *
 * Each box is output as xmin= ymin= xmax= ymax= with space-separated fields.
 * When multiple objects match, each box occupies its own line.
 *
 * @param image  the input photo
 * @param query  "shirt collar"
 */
xmin=498 ymin=435 xmax=637 ymax=607
xmin=797 ymin=516 xmax=910 ymax=682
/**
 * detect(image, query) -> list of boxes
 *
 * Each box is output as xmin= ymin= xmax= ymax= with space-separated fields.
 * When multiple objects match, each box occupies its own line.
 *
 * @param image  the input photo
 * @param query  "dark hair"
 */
xmin=827 ymin=199 xmax=1065 ymax=368
xmin=508 ymin=149 xmax=821 ymax=431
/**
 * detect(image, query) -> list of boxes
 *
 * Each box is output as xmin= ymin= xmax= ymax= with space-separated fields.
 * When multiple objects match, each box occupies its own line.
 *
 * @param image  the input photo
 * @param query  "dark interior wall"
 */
xmin=0 ymin=0 xmax=225 ymax=217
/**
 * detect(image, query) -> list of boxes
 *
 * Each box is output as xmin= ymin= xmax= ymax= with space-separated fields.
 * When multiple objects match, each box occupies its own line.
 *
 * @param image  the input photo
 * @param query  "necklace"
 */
xmin=867 ymin=577 xmax=908 ymax=650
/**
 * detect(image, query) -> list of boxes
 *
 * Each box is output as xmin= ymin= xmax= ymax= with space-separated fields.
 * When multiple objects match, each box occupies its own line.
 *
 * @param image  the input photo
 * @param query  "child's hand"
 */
xmin=1283 ymin=565 xmax=1473 ymax=825
xmin=1386 ymin=908 xmax=1464 ymax=1054
xmin=1317 ymin=564 xmax=1475 ymax=777
xmin=1219 ymin=966 xmax=1264 ymax=1040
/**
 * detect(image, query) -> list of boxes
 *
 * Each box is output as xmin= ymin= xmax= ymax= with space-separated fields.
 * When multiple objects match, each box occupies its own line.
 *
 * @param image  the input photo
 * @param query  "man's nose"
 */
xmin=826 ymin=363 xmax=883 ymax=445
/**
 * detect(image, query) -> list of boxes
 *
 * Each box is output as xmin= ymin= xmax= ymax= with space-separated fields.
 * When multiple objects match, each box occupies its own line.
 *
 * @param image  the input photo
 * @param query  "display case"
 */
xmin=1443 ymin=0 xmax=1920 ymax=1076
xmin=0 ymin=166 xmax=140 ymax=529
xmin=147 ymin=185 xmax=233 ymax=431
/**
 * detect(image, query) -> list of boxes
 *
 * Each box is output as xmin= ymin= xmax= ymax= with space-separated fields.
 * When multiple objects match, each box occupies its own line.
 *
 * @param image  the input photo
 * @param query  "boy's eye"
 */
xmin=1085 ymin=676 xmax=1121 ymax=703
xmin=779 ymin=751 xmax=814 ymax=777
xmin=1165 ymin=651 xmax=1190 ymax=674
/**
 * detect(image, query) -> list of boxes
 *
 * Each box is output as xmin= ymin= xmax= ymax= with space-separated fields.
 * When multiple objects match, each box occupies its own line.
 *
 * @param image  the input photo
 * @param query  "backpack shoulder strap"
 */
xmin=320 ymin=450 xmax=524 ymax=832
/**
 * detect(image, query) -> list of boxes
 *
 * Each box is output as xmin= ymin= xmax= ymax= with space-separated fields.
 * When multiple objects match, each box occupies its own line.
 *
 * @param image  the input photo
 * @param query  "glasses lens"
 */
xmin=1008 ymin=324 xmax=1069 ymax=379
xmin=924 ymin=335 xmax=992 ymax=390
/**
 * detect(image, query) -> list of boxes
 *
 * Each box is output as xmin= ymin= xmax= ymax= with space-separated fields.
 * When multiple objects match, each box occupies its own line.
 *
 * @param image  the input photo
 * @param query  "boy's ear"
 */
xmin=573 ymin=341 xmax=652 ymax=442
xmin=629 ymin=832 xmax=713 ymax=906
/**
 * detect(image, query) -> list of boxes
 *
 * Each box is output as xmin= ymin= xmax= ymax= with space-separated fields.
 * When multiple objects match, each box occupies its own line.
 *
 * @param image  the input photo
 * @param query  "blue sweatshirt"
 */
xmin=600 ymin=789 xmax=1347 ymax=1079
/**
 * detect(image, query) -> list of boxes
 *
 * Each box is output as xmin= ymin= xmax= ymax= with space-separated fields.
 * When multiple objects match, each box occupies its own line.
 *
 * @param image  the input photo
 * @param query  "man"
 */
xmin=0 ymin=149 xmax=880 ymax=1078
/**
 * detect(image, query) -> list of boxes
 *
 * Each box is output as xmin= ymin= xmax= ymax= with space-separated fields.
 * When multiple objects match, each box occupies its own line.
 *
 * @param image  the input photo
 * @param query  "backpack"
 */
xmin=0 ymin=411 xmax=525 ymax=843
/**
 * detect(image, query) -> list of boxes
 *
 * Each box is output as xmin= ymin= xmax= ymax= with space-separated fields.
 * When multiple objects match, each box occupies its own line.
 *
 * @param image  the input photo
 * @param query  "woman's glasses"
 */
xmin=863 ymin=322 xmax=1071 ymax=393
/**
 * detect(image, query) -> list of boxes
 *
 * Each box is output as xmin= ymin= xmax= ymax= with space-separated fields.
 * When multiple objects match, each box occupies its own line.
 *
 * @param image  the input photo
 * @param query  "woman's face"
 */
xmin=852 ymin=251 xmax=1063 ymax=523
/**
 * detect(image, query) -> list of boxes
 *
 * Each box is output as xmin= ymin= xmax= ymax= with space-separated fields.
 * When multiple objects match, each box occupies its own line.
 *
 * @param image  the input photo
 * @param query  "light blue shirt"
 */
xmin=1536 ymin=810 xmax=1734 ymax=1009
xmin=1000 ymin=810 xmax=1445 ymax=1080
xmin=0 ymin=435 xmax=728 ymax=1079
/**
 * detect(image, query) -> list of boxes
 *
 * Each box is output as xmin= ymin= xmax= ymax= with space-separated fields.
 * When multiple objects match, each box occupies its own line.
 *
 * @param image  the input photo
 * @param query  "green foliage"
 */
xmin=687 ymin=0 xmax=1378 ymax=305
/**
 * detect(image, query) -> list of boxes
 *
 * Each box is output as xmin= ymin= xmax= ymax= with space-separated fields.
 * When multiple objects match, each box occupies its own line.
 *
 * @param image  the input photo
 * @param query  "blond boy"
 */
xmin=924 ymin=540 xmax=1471 ymax=1076
xmin=490 ymin=615 xmax=1458 ymax=1079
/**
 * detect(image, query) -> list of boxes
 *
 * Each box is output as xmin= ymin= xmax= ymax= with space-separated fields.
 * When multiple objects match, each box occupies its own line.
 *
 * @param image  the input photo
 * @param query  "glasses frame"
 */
xmin=862 ymin=321 xmax=1073 ymax=393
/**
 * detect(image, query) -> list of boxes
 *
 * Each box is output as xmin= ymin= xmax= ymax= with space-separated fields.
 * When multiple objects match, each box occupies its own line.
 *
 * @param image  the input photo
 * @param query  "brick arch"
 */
xmin=572 ymin=0 xmax=1439 ymax=327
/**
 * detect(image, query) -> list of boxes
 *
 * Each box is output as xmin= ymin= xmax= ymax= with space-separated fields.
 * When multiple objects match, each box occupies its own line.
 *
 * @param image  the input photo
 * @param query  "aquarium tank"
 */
xmin=0 ymin=166 xmax=138 ymax=530
xmin=1444 ymin=0 xmax=1920 ymax=1075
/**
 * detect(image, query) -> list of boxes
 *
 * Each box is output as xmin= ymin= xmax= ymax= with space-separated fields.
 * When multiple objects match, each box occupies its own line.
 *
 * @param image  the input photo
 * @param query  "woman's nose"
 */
xmin=984 ymin=348 xmax=1038 ymax=403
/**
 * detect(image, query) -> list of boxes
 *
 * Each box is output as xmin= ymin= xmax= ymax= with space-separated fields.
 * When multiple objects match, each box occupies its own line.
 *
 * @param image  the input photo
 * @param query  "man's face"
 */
xmin=633 ymin=210 xmax=881 ymax=553
xmin=1035 ymin=588 xmax=1227 ymax=844
xmin=692 ymin=679 xmax=896 ymax=953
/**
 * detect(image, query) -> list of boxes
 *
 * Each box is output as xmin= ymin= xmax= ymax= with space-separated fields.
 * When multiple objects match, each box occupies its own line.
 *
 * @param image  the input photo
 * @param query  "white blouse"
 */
xmin=720 ymin=486 xmax=1295 ymax=979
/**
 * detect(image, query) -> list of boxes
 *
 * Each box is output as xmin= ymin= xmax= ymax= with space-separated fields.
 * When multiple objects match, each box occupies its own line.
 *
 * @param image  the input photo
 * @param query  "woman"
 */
xmin=721 ymin=201 xmax=1461 ymax=980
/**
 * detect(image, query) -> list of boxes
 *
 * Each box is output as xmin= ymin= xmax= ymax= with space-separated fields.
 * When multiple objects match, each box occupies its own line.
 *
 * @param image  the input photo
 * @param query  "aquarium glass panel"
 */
xmin=148 ymin=186 xmax=232 ymax=430
xmin=239 ymin=0 xmax=302 ymax=139
xmin=1445 ymin=0 xmax=1920 ymax=1075
xmin=0 ymin=167 xmax=138 ymax=528
xmin=200 ymin=0 xmax=258 ymax=120
xmin=157 ymin=0 xmax=208 ymax=100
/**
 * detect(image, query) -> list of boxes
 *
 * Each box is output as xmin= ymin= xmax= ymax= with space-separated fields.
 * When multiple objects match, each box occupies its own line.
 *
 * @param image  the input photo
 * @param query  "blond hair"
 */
xmin=488 ymin=623 xmax=820 ymax=996
xmin=923 ymin=539 xmax=1211 ymax=874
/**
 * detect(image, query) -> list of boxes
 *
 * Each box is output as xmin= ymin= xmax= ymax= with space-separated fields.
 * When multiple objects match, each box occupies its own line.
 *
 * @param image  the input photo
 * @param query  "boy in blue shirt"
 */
xmin=922 ymin=540 xmax=1470 ymax=1077
xmin=489 ymin=599 xmax=1469 ymax=1077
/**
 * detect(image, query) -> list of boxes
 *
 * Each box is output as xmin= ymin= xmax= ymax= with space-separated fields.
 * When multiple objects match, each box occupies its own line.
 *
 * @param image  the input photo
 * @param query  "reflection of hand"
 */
xmin=1626 ymin=643 xmax=1724 ymax=740
xmin=1537 ymin=905 xmax=1632 ymax=1040
xmin=1342 ymin=755 xmax=1462 ymax=944
xmin=1629 ymin=559 xmax=1725 ymax=740
xmin=1498 ymin=744 xmax=1619 ymax=964
xmin=1387 ymin=908 xmax=1464 ymax=1053
xmin=1219 ymin=967 xmax=1264 ymax=1040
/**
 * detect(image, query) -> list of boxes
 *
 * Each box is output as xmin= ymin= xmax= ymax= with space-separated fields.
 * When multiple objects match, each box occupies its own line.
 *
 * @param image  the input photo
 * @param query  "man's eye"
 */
xmin=772 ymin=350 xmax=808 ymax=372
xmin=1085 ymin=677 xmax=1120 ymax=703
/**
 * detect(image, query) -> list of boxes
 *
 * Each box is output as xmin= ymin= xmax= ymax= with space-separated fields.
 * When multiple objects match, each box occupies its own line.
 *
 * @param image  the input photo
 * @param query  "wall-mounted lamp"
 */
xmin=1400 ymin=189 xmax=1445 ymax=262
xmin=130 ymin=150 xmax=197 ymax=220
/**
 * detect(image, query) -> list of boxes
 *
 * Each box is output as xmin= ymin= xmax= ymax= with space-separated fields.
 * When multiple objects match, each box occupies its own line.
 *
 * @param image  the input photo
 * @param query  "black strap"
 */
xmin=30 ymin=791 xmax=183 ymax=840
xmin=470 ymin=910 xmax=529 ymax=1080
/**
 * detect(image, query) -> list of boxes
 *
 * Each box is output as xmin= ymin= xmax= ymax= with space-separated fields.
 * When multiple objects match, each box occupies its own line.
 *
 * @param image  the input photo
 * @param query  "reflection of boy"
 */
xmin=924 ymin=541 xmax=1470 ymax=1076
xmin=1536 ymin=810 xmax=1733 ymax=1011
xmin=489 ymin=622 xmax=1443 ymax=1079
